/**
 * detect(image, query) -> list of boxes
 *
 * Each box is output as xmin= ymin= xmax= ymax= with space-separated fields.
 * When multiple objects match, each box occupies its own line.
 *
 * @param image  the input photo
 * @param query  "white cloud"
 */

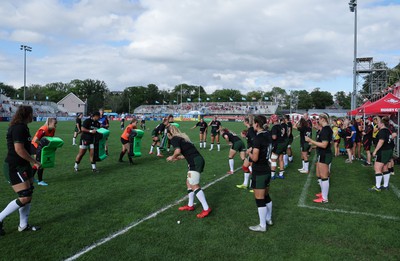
xmin=0 ymin=0 xmax=399 ymax=95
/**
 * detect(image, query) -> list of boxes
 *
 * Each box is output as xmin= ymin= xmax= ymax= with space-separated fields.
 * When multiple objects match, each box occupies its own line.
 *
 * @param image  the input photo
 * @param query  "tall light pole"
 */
xmin=349 ymin=0 xmax=357 ymax=113
xmin=20 ymin=45 xmax=32 ymax=103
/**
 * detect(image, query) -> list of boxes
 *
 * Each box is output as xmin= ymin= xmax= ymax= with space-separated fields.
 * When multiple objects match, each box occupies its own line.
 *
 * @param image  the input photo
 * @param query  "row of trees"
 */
xmin=0 ymin=62 xmax=399 ymax=113
xmin=0 ymin=80 xmax=347 ymax=113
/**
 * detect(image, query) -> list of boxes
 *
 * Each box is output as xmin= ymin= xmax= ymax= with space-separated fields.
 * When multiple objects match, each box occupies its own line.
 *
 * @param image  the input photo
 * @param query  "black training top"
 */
xmin=252 ymin=131 xmax=272 ymax=173
xmin=170 ymin=136 xmax=203 ymax=171
xmin=196 ymin=121 xmax=208 ymax=132
xmin=377 ymin=128 xmax=392 ymax=151
xmin=246 ymin=126 xmax=257 ymax=148
xmin=223 ymin=131 xmax=241 ymax=143
xmin=76 ymin=117 xmax=82 ymax=128
xmin=210 ymin=120 xmax=222 ymax=133
xmin=298 ymin=125 xmax=312 ymax=145
xmin=6 ymin=123 xmax=31 ymax=166
xmin=316 ymin=125 xmax=333 ymax=155
xmin=81 ymin=118 xmax=99 ymax=140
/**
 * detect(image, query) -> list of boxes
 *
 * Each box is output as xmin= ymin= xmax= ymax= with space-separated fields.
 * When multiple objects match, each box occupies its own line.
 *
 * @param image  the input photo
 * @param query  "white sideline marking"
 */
xmin=298 ymin=153 xmax=400 ymax=221
xmin=64 ymin=167 xmax=241 ymax=261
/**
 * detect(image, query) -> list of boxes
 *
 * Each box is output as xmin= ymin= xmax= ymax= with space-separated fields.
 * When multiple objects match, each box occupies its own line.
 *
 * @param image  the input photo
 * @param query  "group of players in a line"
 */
xmin=0 ymin=105 xmax=396 ymax=236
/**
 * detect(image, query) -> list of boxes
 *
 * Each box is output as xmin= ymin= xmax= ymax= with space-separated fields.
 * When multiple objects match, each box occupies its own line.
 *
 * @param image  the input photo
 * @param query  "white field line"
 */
xmin=64 ymin=167 xmax=241 ymax=261
xmin=298 ymin=152 xmax=400 ymax=221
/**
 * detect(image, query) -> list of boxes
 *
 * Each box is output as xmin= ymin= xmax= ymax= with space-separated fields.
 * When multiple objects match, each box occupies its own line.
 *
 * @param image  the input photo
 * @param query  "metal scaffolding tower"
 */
xmin=356 ymin=57 xmax=388 ymax=103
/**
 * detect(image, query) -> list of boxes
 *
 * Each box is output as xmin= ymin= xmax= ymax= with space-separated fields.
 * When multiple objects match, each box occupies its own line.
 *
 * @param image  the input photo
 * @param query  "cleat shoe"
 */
xmin=157 ymin=154 xmax=164 ymax=157
xmin=313 ymin=198 xmax=328 ymax=203
xmin=362 ymin=162 xmax=372 ymax=167
xmin=277 ymin=175 xmax=285 ymax=179
xmin=390 ymin=172 xmax=395 ymax=176
xmin=249 ymin=225 xmax=266 ymax=232
xmin=271 ymin=176 xmax=276 ymax=180
xmin=315 ymin=193 xmax=322 ymax=198
xmin=197 ymin=208 xmax=212 ymax=218
xmin=74 ymin=167 xmax=78 ymax=172
xmin=299 ymin=170 xmax=309 ymax=174
xmin=18 ymin=224 xmax=41 ymax=232
xmin=38 ymin=181 xmax=48 ymax=186
xmin=118 ymin=159 xmax=124 ymax=162
xmin=381 ymin=186 xmax=389 ymax=190
xmin=0 ymin=221 xmax=5 ymax=236
xmin=368 ymin=186 xmax=381 ymax=192
xmin=227 ymin=171 xmax=234 ymax=175
xmin=297 ymin=168 xmax=304 ymax=172
xmin=345 ymin=159 xmax=353 ymax=164
xmin=266 ymin=220 xmax=273 ymax=226
xmin=178 ymin=205 xmax=195 ymax=211
xmin=92 ymin=169 xmax=99 ymax=173
xmin=148 ymin=152 xmax=153 ymax=155
xmin=236 ymin=184 xmax=247 ymax=189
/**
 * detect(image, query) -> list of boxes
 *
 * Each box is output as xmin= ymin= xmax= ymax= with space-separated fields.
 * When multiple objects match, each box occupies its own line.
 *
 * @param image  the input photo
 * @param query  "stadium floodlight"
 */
xmin=349 ymin=0 xmax=357 ymax=114
xmin=20 ymin=45 xmax=32 ymax=103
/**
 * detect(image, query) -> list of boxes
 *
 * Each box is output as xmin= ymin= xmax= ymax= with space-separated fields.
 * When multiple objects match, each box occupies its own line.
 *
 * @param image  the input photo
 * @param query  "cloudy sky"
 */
xmin=0 ymin=0 xmax=399 ymax=95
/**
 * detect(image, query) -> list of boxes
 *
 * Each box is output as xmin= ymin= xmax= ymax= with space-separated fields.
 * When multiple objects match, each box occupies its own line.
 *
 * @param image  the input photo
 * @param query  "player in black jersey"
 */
xmin=72 ymin=113 xmax=83 ymax=146
xmin=284 ymin=115 xmax=294 ymax=163
xmin=166 ymin=126 xmax=212 ymax=218
xmin=369 ymin=116 xmax=394 ymax=191
xmin=149 ymin=118 xmax=169 ymax=157
xmin=237 ymin=116 xmax=257 ymax=190
xmin=294 ymin=118 xmax=312 ymax=174
xmin=208 ymin=116 xmax=222 ymax=151
xmin=222 ymin=128 xmax=246 ymax=174
xmin=1 ymin=105 xmax=42 ymax=236
xmin=191 ymin=118 xmax=208 ymax=149
xmin=362 ymin=117 xmax=374 ymax=166
xmin=305 ymin=113 xmax=333 ymax=203
xmin=248 ymin=115 xmax=273 ymax=232
xmin=74 ymin=112 xmax=101 ymax=172
xmin=270 ymin=114 xmax=286 ymax=179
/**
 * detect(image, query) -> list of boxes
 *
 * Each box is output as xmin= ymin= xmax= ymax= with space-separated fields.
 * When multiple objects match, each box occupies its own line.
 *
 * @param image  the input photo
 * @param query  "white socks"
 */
xmin=258 ymin=207 xmax=267 ymax=228
xmin=229 ymin=159 xmax=234 ymax=172
xmin=195 ymin=189 xmax=209 ymax=210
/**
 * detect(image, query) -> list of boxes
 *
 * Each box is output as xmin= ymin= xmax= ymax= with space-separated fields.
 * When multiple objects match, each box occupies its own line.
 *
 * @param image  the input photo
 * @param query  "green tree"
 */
xmin=334 ymin=91 xmax=351 ymax=109
xmin=69 ymin=79 xmax=109 ymax=113
xmin=211 ymin=89 xmax=241 ymax=102
xmin=297 ymin=90 xmax=313 ymax=110
xmin=0 ymin=82 xmax=17 ymax=98
xmin=310 ymin=88 xmax=333 ymax=109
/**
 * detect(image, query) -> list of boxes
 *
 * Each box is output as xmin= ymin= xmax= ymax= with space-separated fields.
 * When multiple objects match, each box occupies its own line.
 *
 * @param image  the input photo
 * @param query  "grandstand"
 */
xmin=0 ymin=94 xmax=69 ymax=118
xmin=134 ymin=101 xmax=278 ymax=116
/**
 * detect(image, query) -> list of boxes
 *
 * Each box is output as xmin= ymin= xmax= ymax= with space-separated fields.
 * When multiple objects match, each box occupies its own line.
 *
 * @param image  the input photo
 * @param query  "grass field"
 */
xmin=0 ymin=119 xmax=399 ymax=261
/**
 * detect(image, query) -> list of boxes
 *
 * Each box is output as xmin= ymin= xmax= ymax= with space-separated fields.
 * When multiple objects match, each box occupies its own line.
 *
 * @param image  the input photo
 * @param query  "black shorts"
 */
xmin=363 ymin=138 xmax=372 ymax=151
xmin=251 ymin=173 xmax=271 ymax=189
xmin=3 ymin=162 xmax=32 ymax=185
xmin=80 ymin=137 xmax=94 ymax=146
xmin=301 ymin=143 xmax=311 ymax=152
xmin=317 ymin=152 xmax=332 ymax=165
xmin=345 ymin=140 xmax=353 ymax=149
xmin=121 ymin=137 xmax=129 ymax=145
xmin=376 ymin=149 xmax=392 ymax=164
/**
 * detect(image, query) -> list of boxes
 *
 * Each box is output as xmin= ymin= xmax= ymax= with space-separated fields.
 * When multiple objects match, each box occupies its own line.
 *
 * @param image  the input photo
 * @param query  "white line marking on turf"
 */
xmin=64 ymin=167 xmax=241 ymax=261
xmin=298 ymin=153 xmax=400 ymax=221
xmin=391 ymin=183 xmax=400 ymax=199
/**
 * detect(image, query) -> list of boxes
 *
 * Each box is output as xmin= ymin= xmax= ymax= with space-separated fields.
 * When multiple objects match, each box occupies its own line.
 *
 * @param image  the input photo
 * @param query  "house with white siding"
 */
xmin=57 ymin=93 xmax=86 ymax=115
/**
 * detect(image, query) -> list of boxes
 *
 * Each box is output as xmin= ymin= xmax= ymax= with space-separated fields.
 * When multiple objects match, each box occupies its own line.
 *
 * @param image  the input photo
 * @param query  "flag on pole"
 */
xmin=198 ymin=97 xmax=201 ymax=101
xmin=187 ymin=98 xmax=191 ymax=102
xmin=264 ymin=97 xmax=269 ymax=101
xmin=155 ymin=100 xmax=160 ymax=104
xmin=229 ymin=97 xmax=233 ymax=101
xmin=206 ymin=97 xmax=210 ymax=101
xmin=173 ymin=100 xmax=177 ymax=103
xmin=252 ymin=97 xmax=257 ymax=101
xmin=241 ymin=97 xmax=246 ymax=101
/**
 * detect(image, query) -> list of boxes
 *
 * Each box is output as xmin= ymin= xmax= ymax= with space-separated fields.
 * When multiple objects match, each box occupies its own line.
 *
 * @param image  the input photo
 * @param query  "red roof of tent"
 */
xmin=348 ymin=100 xmax=372 ymax=115
xmin=362 ymin=93 xmax=400 ymax=114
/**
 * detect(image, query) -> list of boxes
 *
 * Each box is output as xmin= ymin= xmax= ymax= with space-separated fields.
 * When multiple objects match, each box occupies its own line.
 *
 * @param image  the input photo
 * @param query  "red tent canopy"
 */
xmin=348 ymin=100 xmax=372 ymax=116
xmin=362 ymin=93 xmax=400 ymax=114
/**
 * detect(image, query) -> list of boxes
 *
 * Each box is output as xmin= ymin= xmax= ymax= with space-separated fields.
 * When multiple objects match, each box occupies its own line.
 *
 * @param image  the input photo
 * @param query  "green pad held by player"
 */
xmin=96 ymin=128 xmax=110 ymax=161
xmin=40 ymin=137 xmax=64 ymax=168
xmin=129 ymin=129 xmax=144 ymax=157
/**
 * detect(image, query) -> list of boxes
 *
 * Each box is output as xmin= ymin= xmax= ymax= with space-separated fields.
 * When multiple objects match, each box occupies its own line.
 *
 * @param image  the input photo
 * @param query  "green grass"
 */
xmin=0 ymin=120 xmax=399 ymax=261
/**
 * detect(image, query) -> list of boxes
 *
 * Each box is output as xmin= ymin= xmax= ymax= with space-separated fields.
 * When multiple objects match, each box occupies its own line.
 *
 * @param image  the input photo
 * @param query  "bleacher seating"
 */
xmin=134 ymin=102 xmax=278 ymax=115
